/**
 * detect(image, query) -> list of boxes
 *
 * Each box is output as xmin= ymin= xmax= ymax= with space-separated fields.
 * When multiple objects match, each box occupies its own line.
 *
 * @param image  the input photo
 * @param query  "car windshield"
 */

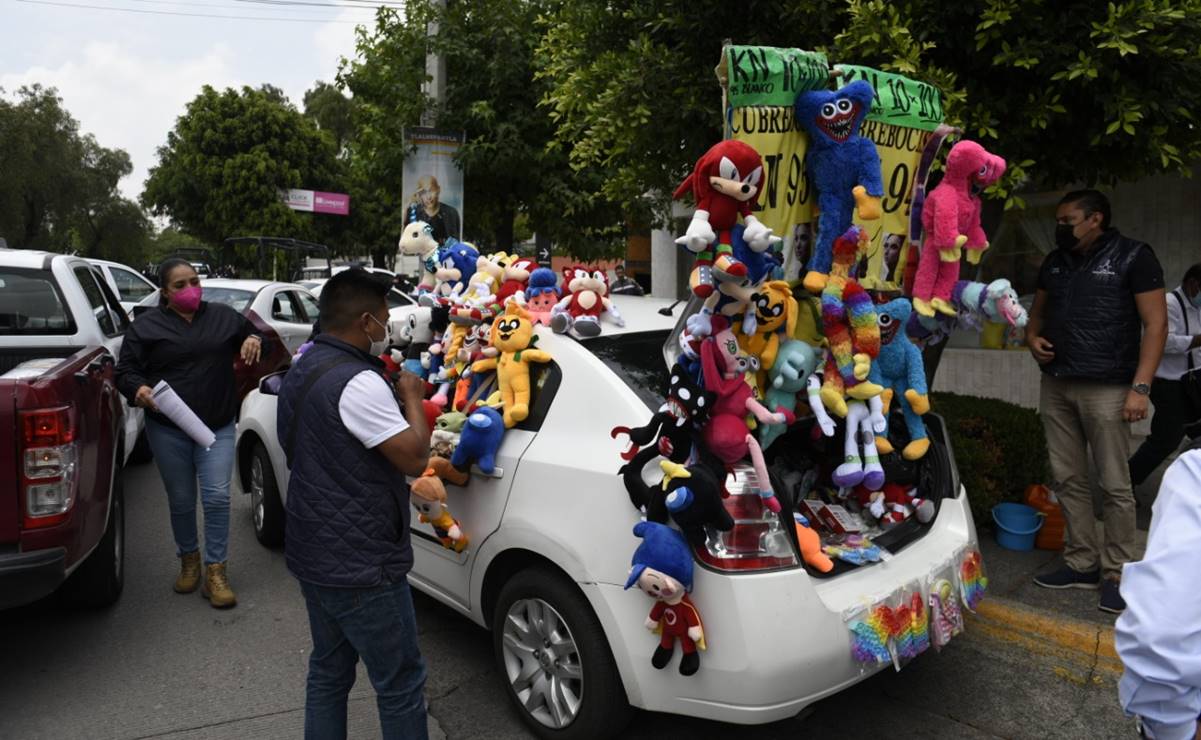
xmin=584 ymin=330 xmax=671 ymax=411
xmin=0 ymin=269 xmax=75 ymax=335
xmin=203 ymin=287 xmax=255 ymax=313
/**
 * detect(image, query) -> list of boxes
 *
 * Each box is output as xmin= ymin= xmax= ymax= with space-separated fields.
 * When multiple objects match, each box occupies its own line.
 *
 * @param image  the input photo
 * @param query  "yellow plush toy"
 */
xmin=734 ymin=279 xmax=798 ymax=393
xmin=471 ymin=302 xmax=552 ymax=428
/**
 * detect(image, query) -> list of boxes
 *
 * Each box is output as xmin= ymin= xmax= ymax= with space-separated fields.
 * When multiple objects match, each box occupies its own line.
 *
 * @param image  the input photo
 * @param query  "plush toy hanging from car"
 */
xmin=673 ymin=140 xmax=781 ymax=298
xmin=625 ymin=521 xmax=706 ymax=676
xmin=471 ymin=302 xmax=552 ymax=428
xmin=793 ymin=78 xmax=884 ymax=293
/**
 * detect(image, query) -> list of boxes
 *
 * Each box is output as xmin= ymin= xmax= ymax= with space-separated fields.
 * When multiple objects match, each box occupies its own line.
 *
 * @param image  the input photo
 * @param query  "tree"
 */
xmin=0 ymin=85 xmax=150 ymax=260
xmin=142 ymin=85 xmax=347 ymax=248
xmin=339 ymin=0 xmax=628 ymax=260
xmin=536 ymin=1 xmax=1201 ymax=213
xmin=303 ymin=81 xmax=356 ymax=156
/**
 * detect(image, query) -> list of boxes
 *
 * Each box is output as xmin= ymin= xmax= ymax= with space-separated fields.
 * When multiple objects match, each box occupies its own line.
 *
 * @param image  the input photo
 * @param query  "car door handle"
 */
xmin=75 ymin=355 xmax=114 ymax=382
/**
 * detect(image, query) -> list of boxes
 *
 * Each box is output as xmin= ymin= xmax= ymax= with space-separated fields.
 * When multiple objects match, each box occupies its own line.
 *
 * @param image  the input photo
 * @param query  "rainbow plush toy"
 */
xmin=959 ymin=549 xmax=988 ymax=612
xmin=819 ymin=226 xmax=883 ymax=418
xmin=794 ymin=79 xmax=884 ymax=294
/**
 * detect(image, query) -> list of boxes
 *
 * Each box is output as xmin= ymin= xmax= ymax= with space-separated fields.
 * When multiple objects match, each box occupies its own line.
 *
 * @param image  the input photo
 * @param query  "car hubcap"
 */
xmin=501 ymin=597 xmax=583 ymax=729
xmin=250 ymin=457 xmax=265 ymax=532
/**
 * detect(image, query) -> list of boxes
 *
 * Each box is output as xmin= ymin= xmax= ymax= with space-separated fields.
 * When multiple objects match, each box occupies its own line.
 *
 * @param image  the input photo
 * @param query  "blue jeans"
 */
xmin=145 ymin=418 xmax=236 ymax=565
xmin=299 ymin=578 xmax=428 ymax=740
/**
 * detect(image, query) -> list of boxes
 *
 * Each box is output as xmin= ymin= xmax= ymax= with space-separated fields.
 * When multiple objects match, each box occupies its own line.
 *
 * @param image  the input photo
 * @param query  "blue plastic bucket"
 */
xmin=991 ymin=503 xmax=1044 ymax=551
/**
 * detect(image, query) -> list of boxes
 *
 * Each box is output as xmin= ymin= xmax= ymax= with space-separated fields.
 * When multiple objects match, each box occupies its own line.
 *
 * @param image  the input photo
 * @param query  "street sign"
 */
xmin=278 ymin=188 xmax=350 ymax=216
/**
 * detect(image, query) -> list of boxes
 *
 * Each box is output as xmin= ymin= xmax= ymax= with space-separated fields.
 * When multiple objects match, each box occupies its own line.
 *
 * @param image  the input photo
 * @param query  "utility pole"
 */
xmin=420 ymin=0 xmax=446 ymax=128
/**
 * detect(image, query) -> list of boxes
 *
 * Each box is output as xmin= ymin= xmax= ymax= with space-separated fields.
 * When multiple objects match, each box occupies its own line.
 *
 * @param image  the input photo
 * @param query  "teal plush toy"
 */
xmin=759 ymin=339 xmax=833 ymax=450
xmin=869 ymin=298 xmax=931 ymax=460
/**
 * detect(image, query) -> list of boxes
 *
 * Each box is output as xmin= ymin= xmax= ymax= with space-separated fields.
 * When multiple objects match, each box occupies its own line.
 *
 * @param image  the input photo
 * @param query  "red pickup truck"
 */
xmin=0 ymin=250 xmax=131 ymax=608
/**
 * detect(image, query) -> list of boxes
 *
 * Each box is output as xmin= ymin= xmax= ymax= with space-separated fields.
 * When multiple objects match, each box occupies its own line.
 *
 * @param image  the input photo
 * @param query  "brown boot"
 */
xmin=201 ymin=562 xmax=237 ymax=608
xmin=174 ymin=551 xmax=201 ymax=594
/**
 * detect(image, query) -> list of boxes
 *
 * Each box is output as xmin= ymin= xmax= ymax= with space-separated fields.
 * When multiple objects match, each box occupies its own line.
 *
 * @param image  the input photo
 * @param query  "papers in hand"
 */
xmin=152 ymin=380 xmax=216 ymax=449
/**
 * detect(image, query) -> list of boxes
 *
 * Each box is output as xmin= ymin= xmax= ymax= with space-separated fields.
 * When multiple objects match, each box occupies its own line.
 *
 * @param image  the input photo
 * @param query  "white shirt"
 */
xmin=338 ymin=370 xmax=410 ymax=449
xmin=1156 ymin=287 xmax=1201 ymax=380
xmin=1116 ymin=450 xmax=1201 ymax=740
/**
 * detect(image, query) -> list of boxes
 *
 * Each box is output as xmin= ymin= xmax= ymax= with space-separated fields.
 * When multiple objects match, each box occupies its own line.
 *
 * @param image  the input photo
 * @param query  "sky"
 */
xmin=1 ymin=0 xmax=386 ymax=201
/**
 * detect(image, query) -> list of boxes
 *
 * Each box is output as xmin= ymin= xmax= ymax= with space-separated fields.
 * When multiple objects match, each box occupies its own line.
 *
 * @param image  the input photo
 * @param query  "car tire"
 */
xmin=60 ymin=467 xmax=125 ymax=608
xmin=250 ymin=442 xmax=285 ymax=547
xmin=128 ymin=429 xmax=153 ymax=464
xmin=492 ymin=566 xmax=632 ymax=740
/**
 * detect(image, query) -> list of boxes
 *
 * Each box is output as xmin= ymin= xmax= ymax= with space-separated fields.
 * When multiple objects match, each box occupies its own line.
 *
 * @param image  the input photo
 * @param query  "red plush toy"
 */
xmin=495 ymin=256 xmax=537 ymax=306
xmin=673 ymin=140 xmax=780 ymax=297
xmin=549 ymin=266 xmax=624 ymax=338
xmin=850 ymin=482 xmax=935 ymax=528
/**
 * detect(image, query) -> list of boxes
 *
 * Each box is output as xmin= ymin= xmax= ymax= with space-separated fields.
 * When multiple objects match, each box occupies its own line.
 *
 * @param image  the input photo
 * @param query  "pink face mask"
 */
xmin=171 ymin=284 xmax=203 ymax=313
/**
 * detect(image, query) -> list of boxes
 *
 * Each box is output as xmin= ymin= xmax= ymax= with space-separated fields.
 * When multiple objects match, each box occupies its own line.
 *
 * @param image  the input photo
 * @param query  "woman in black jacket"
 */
xmin=116 ymin=258 xmax=262 ymax=609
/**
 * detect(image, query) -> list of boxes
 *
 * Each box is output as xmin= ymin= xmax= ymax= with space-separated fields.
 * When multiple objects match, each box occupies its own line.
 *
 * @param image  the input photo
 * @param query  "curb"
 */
xmin=967 ymin=597 xmax=1122 ymax=677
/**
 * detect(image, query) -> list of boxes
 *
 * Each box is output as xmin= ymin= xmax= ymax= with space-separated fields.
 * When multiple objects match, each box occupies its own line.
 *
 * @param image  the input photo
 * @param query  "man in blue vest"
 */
xmin=277 ymin=268 xmax=432 ymax=740
xmin=1025 ymin=190 xmax=1167 ymax=614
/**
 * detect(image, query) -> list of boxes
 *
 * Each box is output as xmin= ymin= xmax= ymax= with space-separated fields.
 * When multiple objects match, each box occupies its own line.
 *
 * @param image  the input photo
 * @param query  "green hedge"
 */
xmin=932 ymin=392 xmax=1051 ymax=522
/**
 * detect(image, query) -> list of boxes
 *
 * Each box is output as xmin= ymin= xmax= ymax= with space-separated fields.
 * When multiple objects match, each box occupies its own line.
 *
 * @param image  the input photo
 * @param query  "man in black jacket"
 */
xmin=1025 ymin=190 xmax=1167 ymax=614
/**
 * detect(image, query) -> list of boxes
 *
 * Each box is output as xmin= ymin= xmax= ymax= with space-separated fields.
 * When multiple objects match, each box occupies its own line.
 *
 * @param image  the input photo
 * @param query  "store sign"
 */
xmin=279 ymin=188 xmax=350 ymax=216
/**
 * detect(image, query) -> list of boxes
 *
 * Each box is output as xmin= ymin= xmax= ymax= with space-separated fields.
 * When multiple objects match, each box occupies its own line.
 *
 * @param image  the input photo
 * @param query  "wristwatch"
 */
xmin=1132 ymin=383 xmax=1151 ymax=396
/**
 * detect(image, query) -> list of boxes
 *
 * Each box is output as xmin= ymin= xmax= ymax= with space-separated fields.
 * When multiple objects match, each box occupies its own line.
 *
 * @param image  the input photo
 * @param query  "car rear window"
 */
xmin=584 ymin=330 xmax=671 ymax=411
xmin=204 ymin=288 xmax=255 ymax=313
xmin=0 ymin=269 xmax=76 ymax=335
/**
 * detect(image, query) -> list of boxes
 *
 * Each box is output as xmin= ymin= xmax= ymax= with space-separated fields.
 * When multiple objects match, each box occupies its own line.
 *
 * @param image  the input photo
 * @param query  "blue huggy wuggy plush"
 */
xmin=869 ymin=298 xmax=932 ymax=460
xmin=794 ymin=79 xmax=884 ymax=294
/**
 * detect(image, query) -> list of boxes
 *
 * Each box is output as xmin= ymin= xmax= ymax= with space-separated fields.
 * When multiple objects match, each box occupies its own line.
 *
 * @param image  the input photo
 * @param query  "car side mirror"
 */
xmin=259 ymin=371 xmax=286 ymax=396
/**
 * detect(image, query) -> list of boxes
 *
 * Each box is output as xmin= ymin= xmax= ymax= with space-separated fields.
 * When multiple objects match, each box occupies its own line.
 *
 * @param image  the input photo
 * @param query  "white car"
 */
xmin=300 ymin=278 xmax=418 ymax=330
xmin=87 ymin=258 xmax=159 ymax=317
xmin=135 ymin=278 xmax=320 ymax=356
xmin=233 ymin=295 xmax=978 ymax=736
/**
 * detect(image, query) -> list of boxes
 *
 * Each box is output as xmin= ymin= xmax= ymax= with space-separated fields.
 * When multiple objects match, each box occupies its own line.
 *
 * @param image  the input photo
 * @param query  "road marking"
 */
xmin=966 ymin=597 xmax=1122 ymax=677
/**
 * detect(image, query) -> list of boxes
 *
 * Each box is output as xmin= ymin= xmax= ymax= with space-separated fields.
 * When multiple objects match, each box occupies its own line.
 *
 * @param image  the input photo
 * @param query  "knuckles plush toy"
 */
xmin=673 ymin=140 xmax=780 ymax=298
xmin=700 ymin=316 xmax=793 ymax=513
xmin=912 ymin=140 xmax=1007 ymax=318
xmin=524 ymin=267 xmax=560 ymax=326
xmin=625 ymin=521 xmax=706 ymax=676
xmin=550 ymin=266 xmax=624 ymax=337
xmin=496 ymin=256 xmax=537 ymax=305
xmin=450 ymin=406 xmax=505 ymax=474
xmin=471 ymin=302 xmax=552 ymax=428
xmin=793 ymin=79 xmax=884 ymax=294
xmin=849 ymin=482 xmax=934 ymax=528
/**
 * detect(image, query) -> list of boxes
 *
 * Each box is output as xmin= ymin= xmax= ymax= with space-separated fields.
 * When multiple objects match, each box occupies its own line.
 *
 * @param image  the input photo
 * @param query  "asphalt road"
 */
xmin=0 ymin=461 xmax=1134 ymax=740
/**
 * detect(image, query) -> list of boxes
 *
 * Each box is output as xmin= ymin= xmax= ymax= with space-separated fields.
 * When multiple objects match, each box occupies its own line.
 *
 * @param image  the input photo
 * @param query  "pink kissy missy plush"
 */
xmin=912 ymin=140 xmax=1007 ymax=319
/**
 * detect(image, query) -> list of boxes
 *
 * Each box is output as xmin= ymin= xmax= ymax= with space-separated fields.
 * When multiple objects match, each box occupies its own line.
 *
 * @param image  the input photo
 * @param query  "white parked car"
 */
xmin=300 ymin=278 xmax=417 ymax=330
xmin=233 ymin=294 xmax=978 ymax=737
xmin=87 ymin=258 xmax=159 ymax=317
xmin=135 ymin=278 xmax=320 ymax=356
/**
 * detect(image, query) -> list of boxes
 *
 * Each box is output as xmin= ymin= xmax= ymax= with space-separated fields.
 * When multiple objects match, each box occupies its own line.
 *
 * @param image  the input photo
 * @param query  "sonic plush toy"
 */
xmin=794 ymin=79 xmax=884 ymax=294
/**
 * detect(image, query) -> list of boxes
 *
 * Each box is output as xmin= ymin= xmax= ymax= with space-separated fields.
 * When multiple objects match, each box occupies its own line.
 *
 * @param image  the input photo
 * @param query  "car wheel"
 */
xmin=492 ymin=567 xmax=632 ymax=740
xmin=61 ymin=466 xmax=125 ymax=608
xmin=250 ymin=442 xmax=285 ymax=547
xmin=128 ymin=428 xmax=153 ymax=464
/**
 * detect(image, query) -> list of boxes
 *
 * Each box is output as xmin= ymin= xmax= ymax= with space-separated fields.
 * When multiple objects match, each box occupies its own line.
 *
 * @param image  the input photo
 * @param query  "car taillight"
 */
xmin=694 ymin=466 xmax=799 ymax=572
xmin=19 ymin=407 xmax=77 ymax=529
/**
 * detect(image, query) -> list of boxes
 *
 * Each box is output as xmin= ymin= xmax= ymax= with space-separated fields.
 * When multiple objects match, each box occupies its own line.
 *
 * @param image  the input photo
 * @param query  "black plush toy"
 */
xmin=611 ymin=364 xmax=715 ymax=511
xmin=654 ymin=460 xmax=735 ymax=547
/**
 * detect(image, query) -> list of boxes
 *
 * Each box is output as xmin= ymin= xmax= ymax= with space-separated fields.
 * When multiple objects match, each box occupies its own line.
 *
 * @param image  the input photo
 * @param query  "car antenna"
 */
xmin=658 ymin=299 xmax=684 ymax=317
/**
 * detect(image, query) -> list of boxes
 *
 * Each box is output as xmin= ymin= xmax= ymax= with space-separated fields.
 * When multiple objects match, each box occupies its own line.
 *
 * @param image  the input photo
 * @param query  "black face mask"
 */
xmin=1054 ymin=223 xmax=1079 ymax=251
